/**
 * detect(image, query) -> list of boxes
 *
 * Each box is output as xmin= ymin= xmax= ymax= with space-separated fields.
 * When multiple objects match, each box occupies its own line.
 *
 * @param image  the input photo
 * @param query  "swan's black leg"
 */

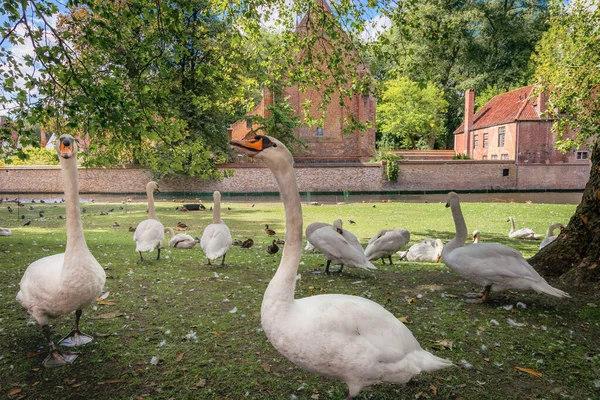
xmin=325 ymin=260 xmax=332 ymax=274
xmin=388 ymin=255 xmax=393 ymax=265
xmin=221 ymin=253 xmax=226 ymax=265
xmin=156 ymin=248 xmax=161 ymax=260
xmin=207 ymin=258 xmax=212 ymax=265
xmin=482 ymin=285 xmax=492 ymax=302
xmin=139 ymin=251 xmax=144 ymax=261
xmin=58 ymin=309 xmax=93 ymax=347
xmin=380 ymin=257 xmax=386 ymax=265
xmin=42 ymin=325 xmax=79 ymax=368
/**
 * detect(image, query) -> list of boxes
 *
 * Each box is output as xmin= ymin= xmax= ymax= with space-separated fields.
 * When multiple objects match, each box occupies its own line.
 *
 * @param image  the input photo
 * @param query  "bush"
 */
xmin=452 ymin=153 xmax=471 ymax=160
xmin=2 ymin=147 xmax=59 ymax=166
xmin=373 ymin=149 xmax=401 ymax=181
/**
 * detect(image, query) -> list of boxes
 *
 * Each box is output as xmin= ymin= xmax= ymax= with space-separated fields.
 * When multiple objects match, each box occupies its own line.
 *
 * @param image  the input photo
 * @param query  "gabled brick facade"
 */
xmin=229 ymin=1 xmax=376 ymax=161
xmin=454 ymin=86 xmax=590 ymax=164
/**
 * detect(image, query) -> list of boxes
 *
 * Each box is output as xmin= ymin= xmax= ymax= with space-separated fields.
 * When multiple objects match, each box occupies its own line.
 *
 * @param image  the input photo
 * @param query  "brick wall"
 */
xmin=0 ymin=161 xmax=591 ymax=195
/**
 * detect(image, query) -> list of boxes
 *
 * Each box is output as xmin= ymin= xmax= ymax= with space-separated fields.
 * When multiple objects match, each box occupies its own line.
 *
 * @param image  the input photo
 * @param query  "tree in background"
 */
xmin=529 ymin=0 xmax=600 ymax=283
xmin=377 ymin=77 xmax=447 ymax=149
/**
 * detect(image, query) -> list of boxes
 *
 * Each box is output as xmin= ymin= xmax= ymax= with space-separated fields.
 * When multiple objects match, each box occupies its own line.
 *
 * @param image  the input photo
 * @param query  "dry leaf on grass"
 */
xmin=176 ymin=352 xmax=185 ymax=362
xmin=398 ymin=316 xmax=409 ymax=323
xmin=515 ymin=367 xmax=542 ymax=377
xmin=430 ymin=339 xmax=454 ymax=350
xmin=93 ymin=311 xmax=123 ymax=320
xmin=98 ymin=301 xmax=116 ymax=306
xmin=8 ymin=388 xmax=22 ymax=396
xmin=98 ymin=379 xmax=129 ymax=384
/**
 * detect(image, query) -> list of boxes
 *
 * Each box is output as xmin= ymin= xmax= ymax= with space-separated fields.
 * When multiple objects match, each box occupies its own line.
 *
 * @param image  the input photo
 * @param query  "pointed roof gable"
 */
xmin=454 ymin=85 xmax=549 ymax=134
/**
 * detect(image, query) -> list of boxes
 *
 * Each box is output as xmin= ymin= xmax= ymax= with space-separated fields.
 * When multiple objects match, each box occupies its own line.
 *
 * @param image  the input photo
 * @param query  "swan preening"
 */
xmin=507 ymin=216 xmax=542 ymax=240
xmin=472 ymin=230 xmax=480 ymax=243
xmin=364 ymin=228 xmax=410 ymax=264
xmin=0 ymin=227 xmax=12 ymax=236
xmin=443 ymin=192 xmax=570 ymax=302
xmin=231 ymin=135 xmax=452 ymax=398
xmin=200 ymin=191 xmax=233 ymax=265
xmin=397 ymin=238 xmax=443 ymax=262
xmin=134 ymin=182 xmax=165 ymax=260
xmin=16 ymin=134 xmax=106 ymax=367
xmin=307 ymin=219 xmax=376 ymax=274
xmin=539 ymin=223 xmax=565 ymax=249
xmin=164 ymin=227 xmax=200 ymax=249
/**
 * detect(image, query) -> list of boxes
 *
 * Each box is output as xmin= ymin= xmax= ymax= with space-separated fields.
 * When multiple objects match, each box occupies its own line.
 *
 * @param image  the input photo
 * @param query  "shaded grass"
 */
xmin=0 ymin=198 xmax=598 ymax=399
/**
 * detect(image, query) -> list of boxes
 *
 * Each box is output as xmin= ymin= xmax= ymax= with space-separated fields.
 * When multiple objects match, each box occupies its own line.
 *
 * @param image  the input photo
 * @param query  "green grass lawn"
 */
xmin=0 ymin=198 xmax=598 ymax=399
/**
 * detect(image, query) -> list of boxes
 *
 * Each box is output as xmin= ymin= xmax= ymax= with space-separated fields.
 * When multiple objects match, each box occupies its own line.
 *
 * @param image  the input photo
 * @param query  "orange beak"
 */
xmin=434 ymin=256 xmax=441 ymax=263
xmin=59 ymin=142 xmax=74 ymax=158
xmin=230 ymin=138 xmax=263 ymax=151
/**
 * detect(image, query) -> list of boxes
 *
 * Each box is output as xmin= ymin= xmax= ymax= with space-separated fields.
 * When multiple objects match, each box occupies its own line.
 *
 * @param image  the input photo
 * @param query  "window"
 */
xmin=577 ymin=151 xmax=588 ymax=160
xmin=498 ymin=127 xmax=505 ymax=147
xmin=491 ymin=155 xmax=498 ymax=160
xmin=503 ymin=168 xmax=509 ymax=176
xmin=482 ymin=156 xmax=487 ymax=160
xmin=246 ymin=119 xmax=252 ymax=129
xmin=483 ymin=133 xmax=488 ymax=148
xmin=501 ymin=154 xmax=509 ymax=160
xmin=473 ymin=134 xmax=479 ymax=149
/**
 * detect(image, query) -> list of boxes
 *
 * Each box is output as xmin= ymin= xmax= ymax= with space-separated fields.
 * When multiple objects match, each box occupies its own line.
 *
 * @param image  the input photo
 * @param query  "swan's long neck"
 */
xmin=443 ymin=201 xmax=468 ymax=257
xmin=147 ymin=187 xmax=158 ymax=220
xmin=546 ymin=223 xmax=561 ymax=237
xmin=165 ymin=227 xmax=174 ymax=238
xmin=62 ymin=156 xmax=89 ymax=256
xmin=264 ymin=160 xmax=302 ymax=306
xmin=213 ymin=196 xmax=221 ymax=224
xmin=509 ymin=217 xmax=515 ymax=234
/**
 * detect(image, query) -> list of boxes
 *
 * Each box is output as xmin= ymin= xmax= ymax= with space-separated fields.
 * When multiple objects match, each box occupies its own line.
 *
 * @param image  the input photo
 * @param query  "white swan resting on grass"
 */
xmin=507 ymin=216 xmax=542 ymax=240
xmin=164 ymin=227 xmax=200 ymax=249
xmin=231 ymin=135 xmax=452 ymax=399
xmin=539 ymin=223 xmax=565 ymax=249
xmin=397 ymin=239 xmax=443 ymax=262
xmin=443 ymin=192 xmax=570 ymax=302
xmin=16 ymin=134 xmax=106 ymax=368
xmin=134 ymin=182 xmax=165 ymax=260
xmin=0 ymin=227 xmax=12 ymax=236
xmin=200 ymin=191 xmax=232 ymax=265
xmin=365 ymin=228 xmax=410 ymax=265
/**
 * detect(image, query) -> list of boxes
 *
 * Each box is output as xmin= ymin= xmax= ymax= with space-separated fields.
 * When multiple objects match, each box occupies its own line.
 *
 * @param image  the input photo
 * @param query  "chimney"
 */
xmin=537 ymin=91 xmax=548 ymax=117
xmin=464 ymin=89 xmax=475 ymax=155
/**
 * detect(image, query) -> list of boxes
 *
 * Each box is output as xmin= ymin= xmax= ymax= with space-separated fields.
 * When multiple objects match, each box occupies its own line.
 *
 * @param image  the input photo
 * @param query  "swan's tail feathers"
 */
xmin=304 ymin=241 xmax=315 ymax=251
xmin=397 ymin=250 xmax=408 ymax=260
xmin=535 ymin=282 xmax=571 ymax=298
xmin=533 ymin=234 xmax=543 ymax=240
xmin=364 ymin=260 xmax=377 ymax=270
xmin=413 ymin=350 xmax=454 ymax=373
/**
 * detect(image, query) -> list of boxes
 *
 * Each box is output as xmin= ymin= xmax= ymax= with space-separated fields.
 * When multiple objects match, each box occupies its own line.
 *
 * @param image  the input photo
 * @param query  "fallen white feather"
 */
xmin=229 ymin=307 xmax=238 ymax=314
xmin=490 ymin=319 xmax=499 ymax=326
xmin=459 ymin=359 xmax=473 ymax=369
xmin=507 ymin=318 xmax=526 ymax=327
xmin=516 ymin=302 xmax=527 ymax=309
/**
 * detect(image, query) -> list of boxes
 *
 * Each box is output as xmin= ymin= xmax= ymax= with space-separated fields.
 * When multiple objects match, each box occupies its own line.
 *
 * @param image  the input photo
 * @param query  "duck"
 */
xmin=200 ymin=191 xmax=233 ymax=265
xmin=507 ymin=216 xmax=542 ymax=240
xmin=133 ymin=182 xmax=165 ymax=260
xmin=230 ymin=135 xmax=452 ymax=398
xmin=164 ymin=227 xmax=200 ymax=249
xmin=539 ymin=223 xmax=565 ymax=249
xmin=472 ymin=230 xmax=481 ymax=243
xmin=308 ymin=219 xmax=376 ymax=274
xmin=267 ymin=240 xmax=279 ymax=254
xmin=397 ymin=239 xmax=444 ymax=262
xmin=241 ymin=238 xmax=254 ymax=248
xmin=443 ymin=192 xmax=570 ymax=302
xmin=0 ymin=227 xmax=12 ymax=236
xmin=264 ymin=224 xmax=276 ymax=236
xmin=364 ymin=228 xmax=410 ymax=265
xmin=16 ymin=134 xmax=106 ymax=368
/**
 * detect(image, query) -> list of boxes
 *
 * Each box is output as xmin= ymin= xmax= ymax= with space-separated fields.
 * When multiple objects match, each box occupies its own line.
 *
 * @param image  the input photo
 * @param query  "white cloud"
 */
xmin=359 ymin=14 xmax=391 ymax=42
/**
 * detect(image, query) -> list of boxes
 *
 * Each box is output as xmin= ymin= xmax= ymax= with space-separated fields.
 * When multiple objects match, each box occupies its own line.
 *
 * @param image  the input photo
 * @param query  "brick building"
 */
xmin=229 ymin=1 xmax=376 ymax=162
xmin=454 ymin=86 xmax=590 ymax=163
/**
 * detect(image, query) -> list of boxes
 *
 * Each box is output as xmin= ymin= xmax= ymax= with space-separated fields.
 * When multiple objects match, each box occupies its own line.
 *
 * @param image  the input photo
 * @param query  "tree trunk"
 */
xmin=529 ymin=139 xmax=600 ymax=284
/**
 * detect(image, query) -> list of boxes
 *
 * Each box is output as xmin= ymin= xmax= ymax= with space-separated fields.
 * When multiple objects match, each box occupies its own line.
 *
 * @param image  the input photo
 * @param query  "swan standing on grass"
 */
xmin=364 ymin=228 xmax=410 ymax=265
xmin=507 ymin=216 xmax=542 ymax=240
xmin=231 ymin=135 xmax=452 ymax=398
xmin=0 ymin=227 xmax=11 ymax=236
xmin=16 ymin=135 xmax=106 ymax=368
xmin=397 ymin=239 xmax=443 ymax=262
xmin=134 ymin=182 xmax=164 ymax=260
xmin=539 ymin=223 xmax=565 ymax=249
xmin=304 ymin=221 xmax=330 ymax=251
xmin=164 ymin=227 xmax=200 ymax=249
xmin=200 ymin=191 xmax=232 ymax=265
xmin=443 ymin=192 xmax=570 ymax=302
xmin=308 ymin=219 xmax=376 ymax=274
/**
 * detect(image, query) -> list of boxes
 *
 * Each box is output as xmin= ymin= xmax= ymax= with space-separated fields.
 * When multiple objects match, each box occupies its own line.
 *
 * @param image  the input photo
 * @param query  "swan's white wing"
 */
xmin=306 ymin=222 xmax=330 ymax=239
xmin=341 ymin=230 xmax=365 ymax=254
xmin=201 ymin=223 xmax=232 ymax=259
xmin=364 ymin=229 xmax=410 ymax=260
xmin=169 ymin=233 xmax=197 ymax=248
xmin=401 ymin=242 xmax=435 ymax=262
xmin=134 ymin=219 xmax=165 ymax=252
xmin=310 ymin=227 xmax=371 ymax=268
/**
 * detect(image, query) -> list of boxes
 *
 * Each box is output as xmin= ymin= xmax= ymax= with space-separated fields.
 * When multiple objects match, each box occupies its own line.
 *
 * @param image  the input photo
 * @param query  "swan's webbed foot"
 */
xmin=331 ymin=265 xmax=344 ymax=273
xmin=58 ymin=330 xmax=94 ymax=347
xmin=43 ymin=348 xmax=79 ymax=368
xmin=463 ymin=285 xmax=492 ymax=303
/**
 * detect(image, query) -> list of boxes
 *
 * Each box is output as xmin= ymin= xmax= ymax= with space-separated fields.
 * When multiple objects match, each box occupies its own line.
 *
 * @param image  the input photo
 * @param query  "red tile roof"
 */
xmin=454 ymin=85 xmax=547 ymax=134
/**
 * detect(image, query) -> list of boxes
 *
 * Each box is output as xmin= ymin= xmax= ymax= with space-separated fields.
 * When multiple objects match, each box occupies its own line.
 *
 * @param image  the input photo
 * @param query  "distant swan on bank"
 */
xmin=364 ymin=228 xmax=410 ymax=265
xmin=16 ymin=134 xmax=106 ymax=367
xmin=539 ymin=223 xmax=565 ymax=249
xmin=231 ymin=135 xmax=452 ymax=398
xmin=165 ymin=227 xmax=200 ymax=249
xmin=507 ymin=216 xmax=542 ymax=240
xmin=134 ymin=182 xmax=165 ymax=260
xmin=0 ymin=227 xmax=12 ymax=236
xmin=200 ymin=191 xmax=232 ymax=265
xmin=397 ymin=238 xmax=443 ymax=262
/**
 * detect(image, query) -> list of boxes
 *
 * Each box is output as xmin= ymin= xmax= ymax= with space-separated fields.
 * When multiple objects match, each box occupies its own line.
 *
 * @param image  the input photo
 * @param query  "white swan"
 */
xmin=200 ymin=191 xmax=232 ymax=265
xmin=539 ymin=223 xmax=565 ymax=249
xmin=308 ymin=219 xmax=376 ymax=274
xmin=443 ymin=192 xmax=570 ymax=302
xmin=304 ymin=222 xmax=330 ymax=251
xmin=0 ymin=227 xmax=12 ymax=236
xmin=507 ymin=216 xmax=542 ymax=240
xmin=472 ymin=230 xmax=480 ymax=243
xmin=134 ymin=181 xmax=164 ymax=260
xmin=364 ymin=228 xmax=410 ymax=265
xmin=16 ymin=134 xmax=106 ymax=368
xmin=397 ymin=239 xmax=443 ymax=262
xmin=231 ymin=135 xmax=452 ymax=398
xmin=164 ymin=227 xmax=200 ymax=249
